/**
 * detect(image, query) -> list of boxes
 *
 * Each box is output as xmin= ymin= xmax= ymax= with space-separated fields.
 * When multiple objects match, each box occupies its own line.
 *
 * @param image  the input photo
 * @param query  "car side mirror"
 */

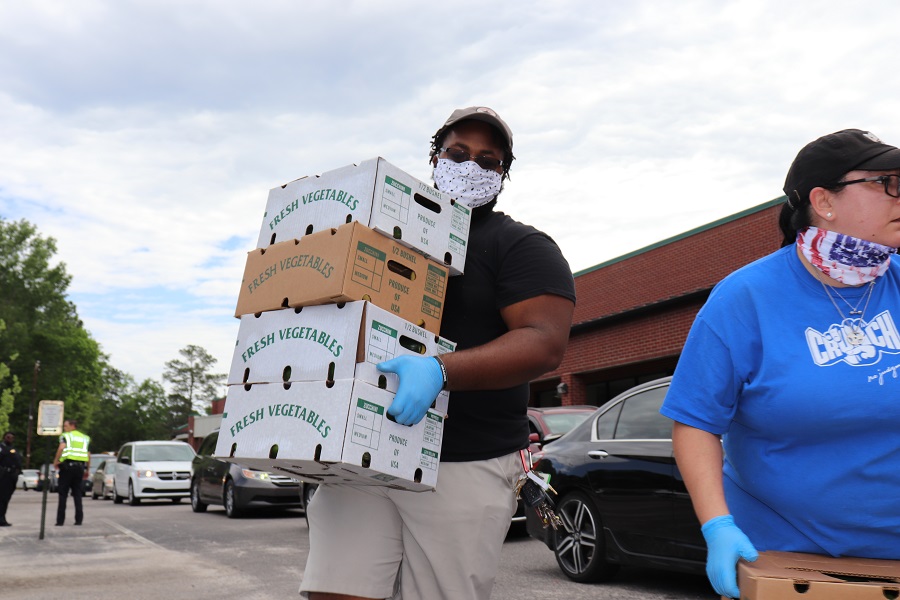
xmin=119 ymin=457 xmax=131 ymax=465
xmin=528 ymin=433 xmax=540 ymax=443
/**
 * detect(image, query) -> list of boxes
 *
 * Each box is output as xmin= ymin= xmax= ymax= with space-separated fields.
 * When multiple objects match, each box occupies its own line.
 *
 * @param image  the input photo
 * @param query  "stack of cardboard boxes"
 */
xmin=215 ymin=158 xmax=470 ymax=491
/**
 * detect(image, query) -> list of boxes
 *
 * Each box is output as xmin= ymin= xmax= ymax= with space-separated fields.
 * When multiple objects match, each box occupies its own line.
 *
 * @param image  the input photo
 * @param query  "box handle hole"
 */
xmin=387 ymin=260 xmax=415 ymax=281
xmin=413 ymin=193 xmax=441 ymax=214
xmin=399 ymin=336 xmax=426 ymax=354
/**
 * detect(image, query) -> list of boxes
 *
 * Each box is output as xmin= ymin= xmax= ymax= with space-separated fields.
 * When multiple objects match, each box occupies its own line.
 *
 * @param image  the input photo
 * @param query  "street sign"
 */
xmin=37 ymin=400 xmax=64 ymax=436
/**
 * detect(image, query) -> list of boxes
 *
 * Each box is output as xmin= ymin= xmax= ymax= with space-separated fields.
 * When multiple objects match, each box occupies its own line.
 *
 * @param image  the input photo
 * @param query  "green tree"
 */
xmin=163 ymin=344 xmax=224 ymax=419
xmin=0 ymin=217 xmax=105 ymax=463
xmin=90 ymin=366 xmax=171 ymax=452
xmin=0 ymin=319 xmax=22 ymax=435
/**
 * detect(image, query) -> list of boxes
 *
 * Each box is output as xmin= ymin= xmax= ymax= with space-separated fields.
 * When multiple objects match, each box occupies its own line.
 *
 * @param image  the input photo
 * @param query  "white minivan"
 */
xmin=113 ymin=440 xmax=196 ymax=505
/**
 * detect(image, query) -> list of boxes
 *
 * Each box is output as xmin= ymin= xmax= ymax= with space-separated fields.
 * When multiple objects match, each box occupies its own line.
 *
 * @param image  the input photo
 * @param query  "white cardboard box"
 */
xmin=257 ymin=157 xmax=471 ymax=275
xmin=228 ymin=301 xmax=455 ymax=399
xmin=214 ymin=379 xmax=445 ymax=491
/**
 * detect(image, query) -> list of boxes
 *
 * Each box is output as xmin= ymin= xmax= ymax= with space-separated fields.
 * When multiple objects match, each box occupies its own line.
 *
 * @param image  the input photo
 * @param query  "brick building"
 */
xmin=530 ymin=196 xmax=785 ymax=408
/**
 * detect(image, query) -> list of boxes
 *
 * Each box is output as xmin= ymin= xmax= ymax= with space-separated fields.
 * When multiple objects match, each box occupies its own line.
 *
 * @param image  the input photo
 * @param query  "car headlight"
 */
xmin=241 ymin=469 xmax=270 ymax=480
xmin=135 ymin=470 xmax=156 ymax=478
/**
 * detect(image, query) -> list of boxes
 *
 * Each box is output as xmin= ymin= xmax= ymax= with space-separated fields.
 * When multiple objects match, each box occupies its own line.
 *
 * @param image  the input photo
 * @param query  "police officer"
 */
xmin=0 ymin=431 xmax=22 ymax=526
xmin=53 ymin=419 xmax=90 ymax=526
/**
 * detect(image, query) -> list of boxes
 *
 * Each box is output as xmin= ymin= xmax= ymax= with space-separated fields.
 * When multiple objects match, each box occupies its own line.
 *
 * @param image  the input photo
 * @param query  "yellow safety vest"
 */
xmin=60 ymin=430 xmax=90 ymax=462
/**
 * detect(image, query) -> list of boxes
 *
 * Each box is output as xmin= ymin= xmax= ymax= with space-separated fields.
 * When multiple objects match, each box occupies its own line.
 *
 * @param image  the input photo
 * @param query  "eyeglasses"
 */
xmin=439 ymin=147 xmax=503 ymax=171
xmin=834 ymin=174 xmax=900 ymax=198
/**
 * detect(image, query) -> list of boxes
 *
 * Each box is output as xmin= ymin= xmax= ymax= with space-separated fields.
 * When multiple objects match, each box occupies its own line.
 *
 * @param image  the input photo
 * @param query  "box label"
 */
xmin=227 ymin=403 xmax=333 ymax=439
xmin=366 ymin=320 xmax=399 ymax=364
xmin=380 ymin=176 xmax=411 ymax=224
xmin=451 ymin=203 xmax=471 ymax=235
xmin=420 ymin=447 xmax=439 ymax=471
xmin=267 ymin=188 xmax=362 ymax=232
xmin=280 ymin=253 xmax=335 ymax=279
xmin=422 ymin=412 xmax=443 ymax=447
xmin=351 ymin=242 xmax=386 ymax=291
xmin=421 ymin=294 xmax=443 ymax=320
xmin=239 ymin=326 xmax=344 ymax=364
xmin=351 ymin=397 xmax=385 ymax=449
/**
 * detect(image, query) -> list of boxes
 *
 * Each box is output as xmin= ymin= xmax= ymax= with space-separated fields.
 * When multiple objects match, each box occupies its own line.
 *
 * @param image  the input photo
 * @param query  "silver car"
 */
xmin=91 ymin=459 xmax=117 ymax=500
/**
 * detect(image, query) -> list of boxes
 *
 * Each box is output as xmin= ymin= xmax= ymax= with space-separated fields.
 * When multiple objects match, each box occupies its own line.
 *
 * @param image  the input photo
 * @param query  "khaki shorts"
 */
xmin=300 ymin=452 xmax=521 ymax=600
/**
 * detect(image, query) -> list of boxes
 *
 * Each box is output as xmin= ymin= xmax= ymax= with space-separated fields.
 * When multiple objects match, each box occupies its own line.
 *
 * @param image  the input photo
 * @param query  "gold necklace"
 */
xmin=818 ymin=280 xmax=876 ymax=346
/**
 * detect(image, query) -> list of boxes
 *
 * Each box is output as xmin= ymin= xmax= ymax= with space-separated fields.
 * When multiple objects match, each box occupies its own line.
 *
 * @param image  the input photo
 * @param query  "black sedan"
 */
xmin=190 ymin=429 xmax=305 ymax=518
xmin=526 ymin=377 xmax=706 ymax=583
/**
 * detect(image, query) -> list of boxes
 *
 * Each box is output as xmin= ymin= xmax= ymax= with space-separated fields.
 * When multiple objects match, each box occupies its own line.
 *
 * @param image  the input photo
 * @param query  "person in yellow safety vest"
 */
xmin=53 ymin=419 xmax=91 ymax=526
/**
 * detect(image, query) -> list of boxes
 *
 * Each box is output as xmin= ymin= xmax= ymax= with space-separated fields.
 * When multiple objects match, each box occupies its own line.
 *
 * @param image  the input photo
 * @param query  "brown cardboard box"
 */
xmin=735 ymin=551 xmax=900 ymax=599
xmin=235 ymin=221 xmax=449 ymax=334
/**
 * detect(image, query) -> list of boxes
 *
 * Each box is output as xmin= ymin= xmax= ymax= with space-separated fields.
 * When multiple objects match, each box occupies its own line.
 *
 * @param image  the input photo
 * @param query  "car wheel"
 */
xmin=92 ymin=486 xmax=99 ymax=500
xmin=553 ymin=491 xmax=619 ymax=583
xmin=113 ymin=487 xmax=123 ymax=504
xmin=128 ymin=481 xmax=141 ymax=506
xmin=191 ymin=478 xmax=208 ymax=513
xmin=224 ymin=479 xmax=242 ymax=519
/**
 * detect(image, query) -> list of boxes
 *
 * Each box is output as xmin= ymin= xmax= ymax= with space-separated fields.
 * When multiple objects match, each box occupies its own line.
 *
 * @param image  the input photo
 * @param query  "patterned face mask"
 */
xmin=797 ymin=226 xmax=896 ymax=285
xmin=432 ymin=158 xmax=502 ymax=208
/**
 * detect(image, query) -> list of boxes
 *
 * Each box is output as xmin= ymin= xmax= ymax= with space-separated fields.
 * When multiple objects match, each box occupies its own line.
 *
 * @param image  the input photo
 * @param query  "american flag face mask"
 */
xmin=797 ymin=226 xmax=895 ymax=285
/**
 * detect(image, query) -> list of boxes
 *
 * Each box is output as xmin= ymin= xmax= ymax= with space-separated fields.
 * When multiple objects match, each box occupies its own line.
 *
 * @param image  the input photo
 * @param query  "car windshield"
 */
xmin=90 ymin=455 xmax=111 ymax=468
xmin=134 ymin=445 xmax=195 ymax=462
xmin=542 ymin=412 xmax=592 ymax=436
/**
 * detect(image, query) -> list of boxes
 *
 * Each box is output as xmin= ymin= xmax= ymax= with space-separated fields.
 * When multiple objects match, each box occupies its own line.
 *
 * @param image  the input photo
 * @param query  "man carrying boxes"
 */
xmin=299 ymin=106 xmax=576 ymax=600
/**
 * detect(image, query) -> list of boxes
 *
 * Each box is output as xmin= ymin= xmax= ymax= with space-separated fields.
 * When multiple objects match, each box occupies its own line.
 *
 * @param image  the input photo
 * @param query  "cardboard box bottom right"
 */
xmin=735 ymin=551 xmax=900 ymax=600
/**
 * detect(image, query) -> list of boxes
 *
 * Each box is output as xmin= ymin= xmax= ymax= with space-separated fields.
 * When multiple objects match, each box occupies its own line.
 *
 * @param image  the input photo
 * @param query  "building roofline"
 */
xmin=574 ymin=196 xmax=786 ymax=277
xmin=572 ymin=287 xmax=712 ymax=333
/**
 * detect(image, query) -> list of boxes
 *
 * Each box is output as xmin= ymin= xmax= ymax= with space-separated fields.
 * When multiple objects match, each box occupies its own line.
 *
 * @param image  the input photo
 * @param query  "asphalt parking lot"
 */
xmin=0 ymin=489 xmax=714 ymax=600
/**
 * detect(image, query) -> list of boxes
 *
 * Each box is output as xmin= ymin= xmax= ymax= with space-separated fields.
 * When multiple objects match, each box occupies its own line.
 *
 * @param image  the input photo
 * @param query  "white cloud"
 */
xmin=3 ymin=0 xmax=900 ymax=384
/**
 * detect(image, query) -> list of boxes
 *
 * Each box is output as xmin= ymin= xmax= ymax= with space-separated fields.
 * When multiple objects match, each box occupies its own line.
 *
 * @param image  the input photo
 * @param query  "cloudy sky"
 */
xmin=2 ymin=0 xmax=899 ymax=387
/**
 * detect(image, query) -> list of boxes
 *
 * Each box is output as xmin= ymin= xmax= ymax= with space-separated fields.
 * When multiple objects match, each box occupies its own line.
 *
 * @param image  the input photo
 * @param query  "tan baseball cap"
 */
xmin=435 ymin=106 xmax=513 ymax=152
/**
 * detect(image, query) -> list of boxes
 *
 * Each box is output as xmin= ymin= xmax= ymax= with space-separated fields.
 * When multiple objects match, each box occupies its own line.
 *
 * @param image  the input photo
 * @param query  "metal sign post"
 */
xmin=36 ymin=400 xmax=64 ymax=540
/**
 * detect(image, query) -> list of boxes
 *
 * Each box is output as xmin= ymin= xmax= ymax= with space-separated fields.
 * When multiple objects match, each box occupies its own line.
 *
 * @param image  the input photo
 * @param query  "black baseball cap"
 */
xmin=783 ymin=129 xmax=900 ymax=206
xmin=433 ymin=106 xmax=513 ymax=153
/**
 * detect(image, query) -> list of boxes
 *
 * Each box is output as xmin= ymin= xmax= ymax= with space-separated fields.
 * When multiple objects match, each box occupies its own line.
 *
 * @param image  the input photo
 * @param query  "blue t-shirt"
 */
xmin=661 ymin=244 xmax=900 ymax=558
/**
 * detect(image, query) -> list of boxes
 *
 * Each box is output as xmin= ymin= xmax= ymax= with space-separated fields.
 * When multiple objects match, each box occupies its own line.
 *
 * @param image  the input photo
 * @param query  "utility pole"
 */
xmin=26 ymin=360 xmax=40 ymax=468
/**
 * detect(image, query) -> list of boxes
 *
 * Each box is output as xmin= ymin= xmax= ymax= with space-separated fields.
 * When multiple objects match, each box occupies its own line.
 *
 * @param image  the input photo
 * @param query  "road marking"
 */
xmin=99 ymin=518 xmax=164 ymax=550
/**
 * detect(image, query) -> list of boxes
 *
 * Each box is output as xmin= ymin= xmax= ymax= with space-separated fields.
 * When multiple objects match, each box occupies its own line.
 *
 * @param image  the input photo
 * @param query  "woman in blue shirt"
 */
xmin=661 ymin=129 xmax=900 ymax=598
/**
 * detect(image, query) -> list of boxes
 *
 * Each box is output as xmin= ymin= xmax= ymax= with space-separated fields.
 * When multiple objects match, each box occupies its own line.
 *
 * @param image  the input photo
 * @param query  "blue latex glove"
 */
xmin=701 ymin=514 xmax=758 ymax=599
xmin=376 ymin=356 xmax=443 ymax=426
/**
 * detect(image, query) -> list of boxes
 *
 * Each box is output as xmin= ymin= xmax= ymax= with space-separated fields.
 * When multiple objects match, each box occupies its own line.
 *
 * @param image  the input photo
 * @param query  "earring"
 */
xmin=826 ymin=212 xmax=833 ymax=218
